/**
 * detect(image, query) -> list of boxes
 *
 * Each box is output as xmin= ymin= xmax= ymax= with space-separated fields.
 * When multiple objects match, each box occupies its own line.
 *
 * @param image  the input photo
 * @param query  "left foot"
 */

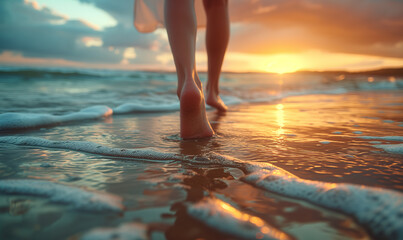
xmin=179 ymin=76 xmax=214 ymax=139
xmin=206 ymin=89 xmax=227 ymax=112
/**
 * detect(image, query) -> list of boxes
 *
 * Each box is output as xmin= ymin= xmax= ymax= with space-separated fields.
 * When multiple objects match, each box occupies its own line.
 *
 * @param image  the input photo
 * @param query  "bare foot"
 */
xmin=206 ymin=89 xmax=228 ymax=112
xmin=179 ymin=77 xmax=214 ymax=139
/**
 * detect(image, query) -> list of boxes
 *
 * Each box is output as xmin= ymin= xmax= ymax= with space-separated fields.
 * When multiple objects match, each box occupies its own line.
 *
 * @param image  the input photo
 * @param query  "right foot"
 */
xmin=206 ymin=89 xmax=228 ymax=112
xmin=179 ymin=77 xmax=214 ymax=139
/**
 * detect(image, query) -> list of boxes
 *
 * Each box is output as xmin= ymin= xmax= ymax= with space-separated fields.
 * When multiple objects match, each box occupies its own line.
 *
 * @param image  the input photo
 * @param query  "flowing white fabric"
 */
xmin=134 ymin=0 xmax=207 ymax=33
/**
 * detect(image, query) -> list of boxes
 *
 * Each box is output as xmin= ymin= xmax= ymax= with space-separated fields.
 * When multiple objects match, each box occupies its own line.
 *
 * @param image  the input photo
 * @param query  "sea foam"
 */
xmin=0 ymin=136 xmax=183 ymax=161
xmin=208 ymin=153 xmax=403 ymax=240
xmin=373 ymin=143 xmax=403 ymax=154
xmin=359 ymin=136 xmax=403 ymax=142
xmin=0 ymin=179 xmax=123 ymax=212
xmin=80 ymin=222 xmax=147 ymax=240
xmin=0 ymin=106 xmax=112 ymax=130
xmin=187 ymin=198 xmax=290 ymax=240
xmin=113 ymin=102 xmax=179 ymax=114
xmin=1 ymin=136 xmax=402 ymax=239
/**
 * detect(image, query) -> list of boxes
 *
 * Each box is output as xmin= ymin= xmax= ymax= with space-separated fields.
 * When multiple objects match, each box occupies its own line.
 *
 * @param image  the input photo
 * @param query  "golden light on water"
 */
xmin=214 ymin=199 xmax=290 ymax=240
xmin=218 ymin=200 xmax=266 ymax=226
xmin=275 ymin=104 xmax=285 ymax=135
xmin=322 ymin=183 xmax=338 ymax=191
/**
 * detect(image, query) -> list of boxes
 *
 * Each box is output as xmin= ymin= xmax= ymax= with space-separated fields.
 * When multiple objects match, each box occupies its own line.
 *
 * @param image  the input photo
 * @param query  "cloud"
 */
xmin=0 ymin=0 xmax=123 ymax=63
xmin=0 ymin=0 xmax=170 ymax=66
xmin=0 ymin=0 xmax=66 ymax=24
xmin=79 ymin=0 xmax=134 ymax=28
xmin=80 ymin=0 xmax=170 ymax=52
xmin=227 ymin=0 xmax=403 ymax=58
xmin=101 ymin=23 xmax=167 ymax=51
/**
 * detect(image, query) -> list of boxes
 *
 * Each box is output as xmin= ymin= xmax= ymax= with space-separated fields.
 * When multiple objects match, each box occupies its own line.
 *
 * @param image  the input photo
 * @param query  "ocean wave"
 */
xmin=0 ymin=68 xmax=104 ymax=79
xmin=0 ymin=136 xmax=182 ymax=161
xmin=0 ymin=98 xmax=241 ymax=130
xmin=113 ymin=96 xmax=244 ymax=114
xmin=0 ymin=179 xmax=123 ymax=212
xmin=0 ymin=67 xmax=174 ymax=81
xmin=207 ymin=153 xmax=403 ymax=240
xmin=0 ymin=67 xmax=137 ymax=79
xmin=186 ymin=198 xmax=290 ymax=240
xmin=1 ymin=70 xmax=403 ymax=131
xmin=0 ymin=105 xmax=112 ymax=130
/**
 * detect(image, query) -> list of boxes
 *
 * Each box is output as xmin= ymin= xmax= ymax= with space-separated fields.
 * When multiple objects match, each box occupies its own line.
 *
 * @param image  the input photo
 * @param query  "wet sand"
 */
xmin=0 ymin=91 xmax=402 ymax=239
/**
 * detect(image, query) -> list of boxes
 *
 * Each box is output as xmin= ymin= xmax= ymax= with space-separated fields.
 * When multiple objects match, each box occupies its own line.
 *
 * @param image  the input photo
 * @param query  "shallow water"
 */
xmin=0 ymin=68 xmax=402 ymax=240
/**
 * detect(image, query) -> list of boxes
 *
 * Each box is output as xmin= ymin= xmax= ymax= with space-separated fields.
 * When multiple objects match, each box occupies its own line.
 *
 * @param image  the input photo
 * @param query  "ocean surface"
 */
xmin=0 ymin=67 xmax=402 ymax=240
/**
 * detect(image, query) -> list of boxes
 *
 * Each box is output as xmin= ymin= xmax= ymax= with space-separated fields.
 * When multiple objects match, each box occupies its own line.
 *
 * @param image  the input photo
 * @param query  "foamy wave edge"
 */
xmin=0 ymin=105 xmax=113 ymax=130
xmin=359 ymin=136 xmax=403 ymax=142
xmin=1 ymin=137 xmax=402 ymax=239
xmin=373 ymin=143 xmax=403 ymax=155
xmin=208 ymin=153 xmax=403 ymax=240
xmin=0 ymin=136 xmax=183 ymax=161
xmin=0 ymin=179 xmax=123 ymax=212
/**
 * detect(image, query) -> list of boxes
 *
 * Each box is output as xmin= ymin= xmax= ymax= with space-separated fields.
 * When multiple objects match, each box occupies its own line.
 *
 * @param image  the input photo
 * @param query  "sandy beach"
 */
xmin=0 ymin=68 xmax=402 ymax=240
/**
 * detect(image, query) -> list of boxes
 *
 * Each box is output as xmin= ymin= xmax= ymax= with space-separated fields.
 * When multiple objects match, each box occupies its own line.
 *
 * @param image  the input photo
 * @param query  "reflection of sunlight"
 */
xmin=214 ymin=199 xmax=289 ymax=239
xmin=104 ymin=116 xmax=113 ymax=124
xmin=218 ymin=200 xmax=263 ymax=227
xmin=275 ymin=104 xmax=285 ymax=135
xmin=322 ymin=183 xmax=338 ymax=191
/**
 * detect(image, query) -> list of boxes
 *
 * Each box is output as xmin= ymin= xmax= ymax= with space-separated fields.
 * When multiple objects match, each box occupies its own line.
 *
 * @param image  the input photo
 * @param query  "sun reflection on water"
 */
xmin=275 ymin=103 xmax=285 ymax=136
xmin=214 ymin=199 xmax=290 ymax=240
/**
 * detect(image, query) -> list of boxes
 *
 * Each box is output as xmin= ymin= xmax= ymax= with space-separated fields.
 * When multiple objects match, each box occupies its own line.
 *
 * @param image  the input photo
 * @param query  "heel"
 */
xmin=180 ymin=82 xmax=202 ymax=112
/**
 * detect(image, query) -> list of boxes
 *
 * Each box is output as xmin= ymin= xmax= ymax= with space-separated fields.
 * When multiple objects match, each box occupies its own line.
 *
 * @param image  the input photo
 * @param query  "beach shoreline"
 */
xmin=0 ymin=69 xmax=402 ymax=239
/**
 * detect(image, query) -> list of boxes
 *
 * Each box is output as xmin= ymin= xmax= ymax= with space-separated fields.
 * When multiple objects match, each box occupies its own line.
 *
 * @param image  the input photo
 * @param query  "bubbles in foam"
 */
xmin=373 ymin=143 xmax=403 ymax=155
xmin=80 ymin=222 xmax=147 ymax=240
xmin=0 ymin=179 xmax=123 ymax=212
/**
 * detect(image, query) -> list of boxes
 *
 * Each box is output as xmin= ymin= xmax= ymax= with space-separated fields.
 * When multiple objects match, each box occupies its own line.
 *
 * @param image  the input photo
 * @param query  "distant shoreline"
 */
xmin=0 ymin=66 xmax=402 ymax=77
xmin=294 ymin=67 xmax=403 ymax=76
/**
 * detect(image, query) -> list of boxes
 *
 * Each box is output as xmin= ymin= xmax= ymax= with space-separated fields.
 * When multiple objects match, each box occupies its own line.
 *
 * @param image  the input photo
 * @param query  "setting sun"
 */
xmin=265 ymin=55 xmax=302 ymax=74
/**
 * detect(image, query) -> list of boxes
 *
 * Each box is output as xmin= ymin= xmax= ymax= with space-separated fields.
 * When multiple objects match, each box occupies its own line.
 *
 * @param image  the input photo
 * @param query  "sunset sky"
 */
xmin=0 ymin=0 xmax=402 ymax=73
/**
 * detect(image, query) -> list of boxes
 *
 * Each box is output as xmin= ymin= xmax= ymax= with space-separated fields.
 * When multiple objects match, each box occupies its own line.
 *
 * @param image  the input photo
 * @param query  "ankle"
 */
xmin=206 ymin=85 xmax=218 ymax=95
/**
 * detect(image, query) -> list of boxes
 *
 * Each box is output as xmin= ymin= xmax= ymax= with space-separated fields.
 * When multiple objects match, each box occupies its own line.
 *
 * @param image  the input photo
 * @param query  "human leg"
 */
xmin=164 ymin=0 xmax=214 ymax=139
xmin=203 ymin=0 xmax=229 ymax=111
